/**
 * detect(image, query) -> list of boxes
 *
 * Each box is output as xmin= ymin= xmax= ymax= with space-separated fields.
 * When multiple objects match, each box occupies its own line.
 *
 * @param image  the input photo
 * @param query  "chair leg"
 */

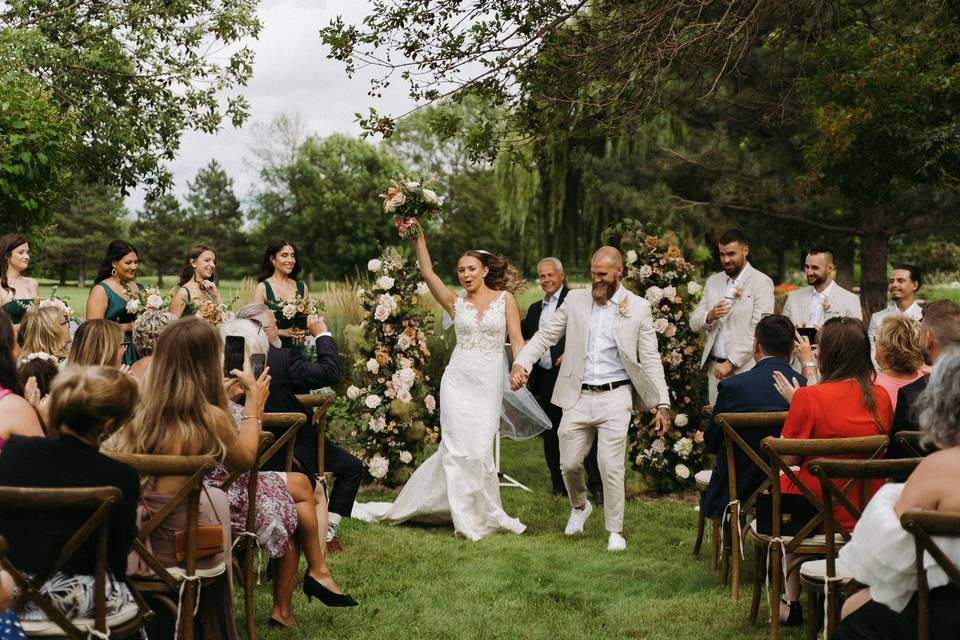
xmin=805 ymin=586 xmax=818 ymax=640
xmin=749 ymin=543 xmax=764 ymax=624
xmin=693 ymin=490 xmax=706 ymax=558
xmin=719 ymin=521 xmax=730 ymax=586
xmin=769 ymin=544 xmax=782 ymax=640
xmin=244 ymin=545 xmax=256 ymax=640
xmin=731 ymin=513 xmax=741 ymax=601
xmin=710 ymin=518 xmax=721 ymax=573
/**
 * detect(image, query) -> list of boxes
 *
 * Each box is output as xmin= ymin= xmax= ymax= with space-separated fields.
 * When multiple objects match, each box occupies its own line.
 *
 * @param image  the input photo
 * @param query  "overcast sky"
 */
xmin=127 ymin=0 xmax=417 ymax=210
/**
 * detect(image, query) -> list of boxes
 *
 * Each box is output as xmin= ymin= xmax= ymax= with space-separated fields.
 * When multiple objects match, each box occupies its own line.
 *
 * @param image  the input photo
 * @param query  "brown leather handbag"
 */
xmin=173 ymin=485 xmax=225 ymax=562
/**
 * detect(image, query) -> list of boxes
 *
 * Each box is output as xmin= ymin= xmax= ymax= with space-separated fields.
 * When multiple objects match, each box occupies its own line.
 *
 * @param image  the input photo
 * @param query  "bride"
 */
xmin=352 ymin=220 xmax=528 ymax=540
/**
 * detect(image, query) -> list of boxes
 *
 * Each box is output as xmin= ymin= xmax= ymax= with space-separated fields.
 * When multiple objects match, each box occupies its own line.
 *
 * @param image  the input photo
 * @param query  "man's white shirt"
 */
xmin=537 ymin=285 xmax=564 ymax=370
xmin=711 ymin=270 xmax=748 ymax=360
xmin=583 ymin=285 xmax=629 ymax=385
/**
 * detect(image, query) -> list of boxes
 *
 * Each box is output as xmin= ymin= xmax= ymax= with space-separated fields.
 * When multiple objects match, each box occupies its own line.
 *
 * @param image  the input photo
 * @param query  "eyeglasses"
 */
xmin=249 ymin=318 xmax=276 ymax=335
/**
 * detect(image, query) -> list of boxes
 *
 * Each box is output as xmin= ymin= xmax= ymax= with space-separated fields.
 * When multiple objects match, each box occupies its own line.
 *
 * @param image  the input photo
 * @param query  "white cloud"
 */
xmin=126 ymin=0 xmax=418 ymax=211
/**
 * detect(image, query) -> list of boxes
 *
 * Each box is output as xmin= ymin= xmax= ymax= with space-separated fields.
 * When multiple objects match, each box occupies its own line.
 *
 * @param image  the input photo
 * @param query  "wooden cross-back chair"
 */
xmin=901 ymin=509 xmax=960 ymax=640
xmin=217 ymin=413 xmax=303 ymax=640
xmin=0 ymin=486 xmax=150 ymax=639
xmin=105 ymin=453 xmax=217 ymax=640
xmin=693 ymin=405 xmax=714 ymax=563
xmin=893 ymin=430 xmax=937 ymax=459
xmin=714 ymin=411 xmax=789 ymax=601
xmin=803 ymin=458 xmax=922 ymax=640
xmin=295 ymin=390 xmax=336 ymax=487
xmin=749 ymin=435 xmax=888 ymax=640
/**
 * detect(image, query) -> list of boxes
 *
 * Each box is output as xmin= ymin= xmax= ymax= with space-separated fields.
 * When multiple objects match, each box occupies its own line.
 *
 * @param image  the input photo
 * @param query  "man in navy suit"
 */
xmin=703 ymin=314 xmax=806 ymax=519
xmin=521 ymin=257 xmax=602 ymax=501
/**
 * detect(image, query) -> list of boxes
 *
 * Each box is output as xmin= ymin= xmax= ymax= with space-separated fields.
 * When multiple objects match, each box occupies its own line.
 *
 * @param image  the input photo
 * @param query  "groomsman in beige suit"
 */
xmin=783 ymin=247 xmax=863 ymax=328
xmin=510 ymin=247 xmax=671 ymax=552
xmin=689 ymin=229 xmax=775 ymax=404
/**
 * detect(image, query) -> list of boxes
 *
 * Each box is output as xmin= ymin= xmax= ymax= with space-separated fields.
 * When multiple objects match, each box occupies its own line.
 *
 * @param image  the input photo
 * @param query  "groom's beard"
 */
xmin=592 ymin=279 xmax=618 ymax=305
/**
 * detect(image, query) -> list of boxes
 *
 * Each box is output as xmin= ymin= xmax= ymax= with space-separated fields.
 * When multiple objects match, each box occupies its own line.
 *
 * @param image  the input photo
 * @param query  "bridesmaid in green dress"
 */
xmin=84 ymin=240 xmax=145 ymax=366
xmin=169 ymin=244 xmax=223 ymax=317
xmin=0 ymin=234 xmax=40 ymax=326
xmin=253 ymin=239 xmax=308 ymax=351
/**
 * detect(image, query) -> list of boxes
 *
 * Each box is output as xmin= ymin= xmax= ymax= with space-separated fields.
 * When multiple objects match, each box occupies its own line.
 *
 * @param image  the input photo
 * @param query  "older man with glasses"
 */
xmin=236 ymin=303 xmax=363 ymax=551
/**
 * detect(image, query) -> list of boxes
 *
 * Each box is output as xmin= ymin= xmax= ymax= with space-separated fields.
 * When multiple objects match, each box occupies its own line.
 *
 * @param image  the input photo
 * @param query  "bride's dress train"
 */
xmin=352 ymin=291 xmax=526 ymax=540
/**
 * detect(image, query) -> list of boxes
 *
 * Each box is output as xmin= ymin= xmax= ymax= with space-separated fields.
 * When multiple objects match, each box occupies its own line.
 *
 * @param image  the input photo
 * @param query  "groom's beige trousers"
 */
xmin=559 ymin=385 xmax=633 ymax=533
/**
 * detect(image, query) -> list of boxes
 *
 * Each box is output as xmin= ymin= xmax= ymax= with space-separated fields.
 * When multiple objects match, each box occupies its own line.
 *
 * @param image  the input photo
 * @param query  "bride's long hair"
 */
xmin=462 ymin=250 xmax=526 ymax=295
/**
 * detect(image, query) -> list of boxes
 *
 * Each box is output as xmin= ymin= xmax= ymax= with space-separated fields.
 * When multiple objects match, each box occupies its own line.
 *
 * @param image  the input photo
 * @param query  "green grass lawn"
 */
xmin=246 ymin=438 xmax=802 ymax=640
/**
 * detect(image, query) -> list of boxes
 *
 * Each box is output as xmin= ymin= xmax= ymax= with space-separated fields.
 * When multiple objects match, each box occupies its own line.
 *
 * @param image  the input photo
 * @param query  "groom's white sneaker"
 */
xmin=607 ymin=532 xmax=627 ymax=551
xmin=564 ymin=500 xmax=593 ymax=536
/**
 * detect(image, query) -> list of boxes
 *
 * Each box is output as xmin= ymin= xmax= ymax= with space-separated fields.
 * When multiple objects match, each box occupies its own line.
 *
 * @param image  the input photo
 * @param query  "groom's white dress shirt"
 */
xmin=583 ymin=287 xmax=629 ymax=385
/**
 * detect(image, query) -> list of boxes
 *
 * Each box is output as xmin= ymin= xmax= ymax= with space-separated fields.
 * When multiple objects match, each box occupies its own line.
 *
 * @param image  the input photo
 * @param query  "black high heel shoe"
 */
xmin=780 ymin=599 xmax=803 ymax=627
xmin=303 ymin=574 xmax=358 ymax=607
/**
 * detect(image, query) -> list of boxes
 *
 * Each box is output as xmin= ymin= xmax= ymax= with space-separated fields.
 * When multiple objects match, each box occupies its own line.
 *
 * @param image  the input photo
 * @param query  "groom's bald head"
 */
xmin=591 ymin=246 xmax=624 ymax=304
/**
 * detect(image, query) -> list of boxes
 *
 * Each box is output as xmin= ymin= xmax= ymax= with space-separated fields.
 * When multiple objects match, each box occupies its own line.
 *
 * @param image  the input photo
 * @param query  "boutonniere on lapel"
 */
xmin=618 ymin=298 xmax=631 ymax=318
xmin=725 ymin=285 xmax=744 ymax=306
xmin=821 ymin=296 xmax=832 ymax=315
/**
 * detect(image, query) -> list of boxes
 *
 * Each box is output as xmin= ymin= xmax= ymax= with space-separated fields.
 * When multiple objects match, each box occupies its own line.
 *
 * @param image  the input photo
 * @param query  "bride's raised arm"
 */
xmin=505 ymin=293 xmax=524 ymax=359
xmin=401 ymin=220 xmax=457 ymax=318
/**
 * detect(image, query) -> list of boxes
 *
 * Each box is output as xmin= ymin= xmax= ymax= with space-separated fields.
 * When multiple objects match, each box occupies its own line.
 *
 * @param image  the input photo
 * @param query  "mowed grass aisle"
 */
xmin=247 ymin=438 xmax=802 ymax=640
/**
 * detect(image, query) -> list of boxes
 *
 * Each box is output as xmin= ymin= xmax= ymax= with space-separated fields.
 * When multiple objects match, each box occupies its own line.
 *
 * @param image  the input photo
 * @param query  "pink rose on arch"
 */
xmin=424 ymin=394 xmax=436 ymax=414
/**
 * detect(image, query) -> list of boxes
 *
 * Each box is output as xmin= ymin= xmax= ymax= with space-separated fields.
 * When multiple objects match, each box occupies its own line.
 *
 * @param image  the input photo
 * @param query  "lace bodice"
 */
xmin=453 ymin=292 xmax=506 ymax=355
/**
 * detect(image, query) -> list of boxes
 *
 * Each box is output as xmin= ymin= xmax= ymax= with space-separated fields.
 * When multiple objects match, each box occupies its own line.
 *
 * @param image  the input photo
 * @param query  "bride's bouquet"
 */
xmin=379 ymin=176 xmax=444 ymax=238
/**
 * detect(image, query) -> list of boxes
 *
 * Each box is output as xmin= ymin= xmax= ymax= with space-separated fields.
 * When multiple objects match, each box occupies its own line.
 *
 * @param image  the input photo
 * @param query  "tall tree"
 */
xmin=131 ymin=195 xmax=192 ymax=287
xmin=185 ymin=160 xmax=251 ymax=279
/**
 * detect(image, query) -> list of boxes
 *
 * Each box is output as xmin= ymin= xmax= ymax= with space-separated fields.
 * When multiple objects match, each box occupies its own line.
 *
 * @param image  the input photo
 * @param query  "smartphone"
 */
xmin=797 ymin=326 xmax=818 ymax=343
xmin=293 ymin=314 xmax=308 ymax=330
xmin=224 ymin=335 xmax=245 ymax=377
xmin=250 ymin=353 xmax=266 ymax=379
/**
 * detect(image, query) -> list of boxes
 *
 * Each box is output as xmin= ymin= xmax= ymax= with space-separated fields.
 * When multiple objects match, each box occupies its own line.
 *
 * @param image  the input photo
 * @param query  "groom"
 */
xmin=510 ymin=247 xmax=672 ymax=551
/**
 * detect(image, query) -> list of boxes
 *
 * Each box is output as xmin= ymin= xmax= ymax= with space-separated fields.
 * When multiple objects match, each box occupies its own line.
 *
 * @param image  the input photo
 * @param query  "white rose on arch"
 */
xmin=396 ymin=387 xmax=413 ymax=403
xmin=675 ymin=463 xmax=691 ymax=480
xmin=346 ymin=385 xmax=361 ymax=400
xmin=368 ymin=454 xmax=390 ymax=479
xmin=366 ymin=358 xmax=379 ymax=374
xmin=675 ymin=413 xmax=689 ymax=427
xmin=364 ymin=394 xmax=382 ymax=409
xmin=662 ymin=286 xmax=677 ymax=300
xmin=626 ymin=249 xmax=638 ymax=265
xmin=367 ymin=259 xmax=382 ymax=272
xmin=639 ymin=264 xmax=653 ymax=278
xmin=653 ymin=318 xmax=669 ymax=333
xmin=424 ymin=394 xmax=436 ymax=414
xmin=686 ymin=281 xmax=702 ymax=295
xmin=645 ymin=286 xmax=663 ymax=304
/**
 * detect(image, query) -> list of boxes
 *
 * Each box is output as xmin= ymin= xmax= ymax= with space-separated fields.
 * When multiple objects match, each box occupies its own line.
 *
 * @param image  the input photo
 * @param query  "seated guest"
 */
xmin=214 ymin=319 xmax=356 ymax=626
xmin=0 ymin=366 xmax=140 ymax=628
xmin=0 ymin=567 xmax=27 ymax=636
xmin=888 ymin=300 xmax=960 ymax=457
xmin=235 ymin=303 xmax=363 ymax=548
xmin=17 ymin=354 xmax=59 ymax=429
xmin=17 ymin=306 xmax=70 ymax=364
xmin=0 ymin=312 xmax=43 ymax=448
xmin=68 ymin=319 xmax=125 ymax=368
xmin=835 ymin=351 xmax=960 ymax=640
xmin=703 ymin=314 xmax=805 ymax=519
xmin=773 ymin=316 xmax=893 ymax=625
xmin=128 ymin=310 xmax=176 ymax=379
xmin=873 ymin=315 xmax=925 ymax=412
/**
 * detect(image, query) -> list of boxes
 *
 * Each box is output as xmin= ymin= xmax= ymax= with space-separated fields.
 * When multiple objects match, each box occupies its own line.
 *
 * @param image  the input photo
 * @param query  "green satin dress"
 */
xmin=2 ymin=299 xmax=34 ymax=324
xmin=263 ymin=279 xmax=305 ymax=353
xmin=97 ymin=281 xmax=145 ymax=365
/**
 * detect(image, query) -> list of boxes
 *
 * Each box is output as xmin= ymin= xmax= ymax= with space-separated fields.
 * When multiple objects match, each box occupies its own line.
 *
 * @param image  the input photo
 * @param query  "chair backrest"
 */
xmin=811 ymin=458 xmax=922 ymax=575
xmin=295 ymin=390 xmax=336 ymax=473
xmin=0 ymin=486 xmax=129 ymax=639
xmin=900 ymin=509 xmax=960 ymax=640
xmin=715 ymin=412 xmax=788 ymax=512
xmin=102 ymin=453 xmax=216 ymax=591
xmin=894 ymin=430 xmax=937 ymax=458
xmin=761 ymin=435 xmax=888 ymax=551
xmin=262 ymin=412 xmax=307 ymax=473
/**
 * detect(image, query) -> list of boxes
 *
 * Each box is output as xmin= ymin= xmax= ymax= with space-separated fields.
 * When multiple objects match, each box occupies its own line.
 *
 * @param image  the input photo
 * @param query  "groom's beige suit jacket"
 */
xmin=514 ymin=288 xmax=671 ymax=411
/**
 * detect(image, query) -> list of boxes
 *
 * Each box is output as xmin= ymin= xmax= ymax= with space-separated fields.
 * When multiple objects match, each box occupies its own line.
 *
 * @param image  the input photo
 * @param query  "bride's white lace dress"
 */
xmin=351 ymin=291 xmax=526 ymax=540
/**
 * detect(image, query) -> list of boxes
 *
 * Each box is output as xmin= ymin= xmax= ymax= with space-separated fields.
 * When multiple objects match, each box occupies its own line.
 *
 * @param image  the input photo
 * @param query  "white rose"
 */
xmin=639 ymin=264 xmax=653 ymax=278
xmin=675 ymin=464 xmax=691 ymax=480
xmin=125 ymin=299 xmax=141 ymax=314
xmin=356 ymin=287 xmax=365 ymax=298
xmin=416 ymin=281 xmax=429 ymax=296
xmin=364 ymin=394 xmax=382 ymax=409
xmin=397 ymin=367 xmax=415 ymax=386
xmin=686 ymin=281 xmax=702 ymax=295
xmin=405 ymin=181 xmax=420 ymax=189
xmin=378 ymin=293 xmax=397 ymax=312
xmin=397 ymin=333 xmax=412 ymax=351
xmin=396 ymin=387 xmax=413 ymax=403
xmin=146 ymin=294 xmax=164 ymax=309
xmin=662 ymin=286 xmax=677 ymax=299
xmin=424 ymin=394 xmax=436 ymax=414
xmin=346 ymin=385 xmax=361 ymax=400
xmin=367 ymin=454 xmax=389 ymax=479
xmin=374 ymin=304 xmax=389 ymax=322
xmin=377 ymin=275 xmax=395 ymax=291
xmin=645 ymin=286 xmax=663 ymax=304
xmin=281 ymin=302 xmax=297 ymax=320
xmin=626 ymin=249 xmax=638 ymax=265
xmin=367 ymin=258 xmax=382 ymax=272
xmin=399 ymin=450 xmax=413 ymax=464
xmin=366 ymin=358 xmax=379 ymax=374
xmin=421 ymin=188 xmax=439 ymax=205
xmin=654 ymin=317 xmax=669 ymax=333
xmin=369 ymin=415 xmax=386 ymax=432
xmin=675 ymin=413 xmax=689 ymax=427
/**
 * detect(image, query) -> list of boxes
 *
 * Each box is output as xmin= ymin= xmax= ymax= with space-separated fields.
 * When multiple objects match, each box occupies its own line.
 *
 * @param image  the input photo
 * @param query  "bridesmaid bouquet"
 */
xmin=197 ymin=295 xmax=239 ymax=326
xmin=17 ymin=286 xmax=73 ymax=319
xmin=379 ymin=177 xmax=444 ymax=238
xmin=276 ymin=293 xmax=324 ymax=323
xmin=124 ymin=287 xmax=168 ymax=317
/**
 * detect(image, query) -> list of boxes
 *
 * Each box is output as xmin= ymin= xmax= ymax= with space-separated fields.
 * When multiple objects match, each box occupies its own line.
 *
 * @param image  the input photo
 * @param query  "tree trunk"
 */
xmin=58 ymin=267 xmax=67 ymax=286
xmin=834 ymin=238 xmax=856 ymax=291
xmin=77 ymin=266 xmax=86 ymax=289
xmin=860 ymin=217 xmax=891 ymax=320
xmin=156 ymin=272 xmax=164 ymax=287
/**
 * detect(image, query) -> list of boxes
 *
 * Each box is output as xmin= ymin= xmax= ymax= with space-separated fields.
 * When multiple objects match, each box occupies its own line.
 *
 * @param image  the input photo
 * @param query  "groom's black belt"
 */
xmin=707 ymin=356 xmax=728 ymax=363
xmin=581 ymin=380 xmax=631 ymax=392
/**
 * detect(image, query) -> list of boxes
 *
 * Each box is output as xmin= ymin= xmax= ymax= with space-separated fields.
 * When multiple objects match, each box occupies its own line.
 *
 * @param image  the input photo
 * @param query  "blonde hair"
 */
xmin=107 ymin=317 xmax=229 ymax=460
xmin=19 ymin=307 xmax=68 ymax=360
xmin=69 ymin=319 xmax=123 ymax=367
xmin=133 ymin=310 xmax=176 ymax=356
xmin=48 ymin=366 xmax=138 ymax=438
xmin=877 ymin=315 xmax=924 ymax=374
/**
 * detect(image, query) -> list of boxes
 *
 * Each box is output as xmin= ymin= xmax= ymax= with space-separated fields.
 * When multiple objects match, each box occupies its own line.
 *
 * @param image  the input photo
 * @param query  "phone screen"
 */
xmin=224 ymin=335 xmax=245 ymax=377
xmin=797 ymin=327 xmax=818 ymax=343
xmin=250 ymin=353 xmax=266 ymax=379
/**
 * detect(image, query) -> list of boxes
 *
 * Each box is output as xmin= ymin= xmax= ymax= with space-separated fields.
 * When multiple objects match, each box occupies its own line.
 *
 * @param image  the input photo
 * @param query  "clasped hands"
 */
xmin=509 ymin=364 xmax=528 ymax=390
